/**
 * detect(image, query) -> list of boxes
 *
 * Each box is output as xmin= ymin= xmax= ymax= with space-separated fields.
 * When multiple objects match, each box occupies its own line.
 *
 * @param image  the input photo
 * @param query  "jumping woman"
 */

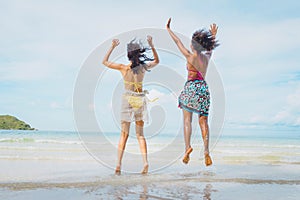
xmin=166 ymin=18 xmax=219 ymax=166
xmin=102 ymin=36 xmax=159 ymax=175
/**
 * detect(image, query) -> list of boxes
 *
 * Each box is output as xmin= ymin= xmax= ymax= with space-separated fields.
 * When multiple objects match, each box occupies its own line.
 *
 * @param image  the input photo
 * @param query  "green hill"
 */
xmin=0 ymin=115 xmax=35 ymax=130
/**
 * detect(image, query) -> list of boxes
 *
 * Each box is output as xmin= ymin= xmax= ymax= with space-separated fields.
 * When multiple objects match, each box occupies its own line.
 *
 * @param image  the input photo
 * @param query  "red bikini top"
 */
xmin=187 ymin=67 xmax=204 ymax=80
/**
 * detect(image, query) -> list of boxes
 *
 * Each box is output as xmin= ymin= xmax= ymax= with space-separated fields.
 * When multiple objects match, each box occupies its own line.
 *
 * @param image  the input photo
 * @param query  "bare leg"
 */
xmin=182 ymin=110 xmax=193 ymax=164
xmin=183 ymin=110 xmax=193 ymax=151
xmin=199 ymin=115 xmax=212 ymax=166
xmin=135 ymin=120 xmax=148 ymax=174
xmin=116 ymin=121 xmax=130 ymax=174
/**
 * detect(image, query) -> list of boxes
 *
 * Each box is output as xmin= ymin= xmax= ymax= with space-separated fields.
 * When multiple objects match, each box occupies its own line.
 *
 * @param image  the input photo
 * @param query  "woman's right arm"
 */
xmin=210 ymin=23 xmax=218 ymax=39
xmin=102 ymin=39 xmax=128 ymax=70
xmin=166 ymin=18 xmax=191 ymax=58
xmin=206 ymin=23 xmax=218 ymax=57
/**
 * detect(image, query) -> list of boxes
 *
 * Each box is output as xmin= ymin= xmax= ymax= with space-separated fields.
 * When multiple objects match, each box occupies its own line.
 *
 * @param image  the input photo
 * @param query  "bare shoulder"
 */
xmin=120 ymin=63 xmax=131 ymax=75
xmin=188 ymin=54 xmax=199 ymax=65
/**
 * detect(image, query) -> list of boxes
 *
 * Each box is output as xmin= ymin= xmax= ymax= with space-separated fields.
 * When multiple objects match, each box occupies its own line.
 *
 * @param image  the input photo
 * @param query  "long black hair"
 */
xmin=191 ymin=29 xmax=219 ymax=53
xmin=127 ymin=39 xmax=153 ymax=74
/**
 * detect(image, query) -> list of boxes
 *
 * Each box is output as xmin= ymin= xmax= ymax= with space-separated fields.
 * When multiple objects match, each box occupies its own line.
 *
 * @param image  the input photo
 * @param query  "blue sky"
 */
xmin=0 ymin=0 xmax=299 ymax=131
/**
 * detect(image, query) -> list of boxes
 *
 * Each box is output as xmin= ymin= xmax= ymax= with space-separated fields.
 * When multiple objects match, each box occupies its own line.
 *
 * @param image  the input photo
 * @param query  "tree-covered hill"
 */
xmin=0 ymin=115 xmax=35 ymax=130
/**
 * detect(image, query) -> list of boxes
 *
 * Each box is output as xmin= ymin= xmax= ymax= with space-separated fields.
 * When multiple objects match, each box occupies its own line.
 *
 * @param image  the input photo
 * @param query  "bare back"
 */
xmin=186 ymin=52 xmax=211 ymax=80
xmin=122 ymin=65 xmax=146 ymax=93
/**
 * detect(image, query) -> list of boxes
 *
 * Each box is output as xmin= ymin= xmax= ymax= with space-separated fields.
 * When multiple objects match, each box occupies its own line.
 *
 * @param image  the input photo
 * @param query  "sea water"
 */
xmin=0 ymin=129 xmax=299 ymax=199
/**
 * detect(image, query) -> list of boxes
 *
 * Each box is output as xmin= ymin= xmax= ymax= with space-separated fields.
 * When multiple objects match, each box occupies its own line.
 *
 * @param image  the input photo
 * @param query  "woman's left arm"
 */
xmin=206 ymin=23 xmax=219 ymax=57
xmin=146 ymin=35 xmax=160 ymax=69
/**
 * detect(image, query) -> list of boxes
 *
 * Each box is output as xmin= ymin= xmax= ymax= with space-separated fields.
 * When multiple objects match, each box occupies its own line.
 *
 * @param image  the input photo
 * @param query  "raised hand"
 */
xmin=209 ymin=23 xmax=218 ymax=37
xmin=166 ymin=18 xmax=171 ymax=29
xmin=111 ymin=39 xmax=120 ymax=48
xmin=147 ymin=35 xmax=153 ymax=47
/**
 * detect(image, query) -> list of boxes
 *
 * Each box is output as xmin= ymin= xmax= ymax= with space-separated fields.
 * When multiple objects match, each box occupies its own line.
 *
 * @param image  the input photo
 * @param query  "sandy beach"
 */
xmin=1 ymin=162 xmax=299 ymax=200
xmin=0 ymin=130 xmax=299 ymax=200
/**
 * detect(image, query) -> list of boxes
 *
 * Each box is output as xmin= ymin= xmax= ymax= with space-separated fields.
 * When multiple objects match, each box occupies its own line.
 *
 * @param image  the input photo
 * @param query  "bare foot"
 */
xmin=182 ymin=147 xmax=193 ymax=164
xmin=141 ymin=164 xmax=149 ymax=174
xmin=205 ymin=154 xmax=213 ymax=166
xmin=115 ymin=166 xmax=121 ymax=175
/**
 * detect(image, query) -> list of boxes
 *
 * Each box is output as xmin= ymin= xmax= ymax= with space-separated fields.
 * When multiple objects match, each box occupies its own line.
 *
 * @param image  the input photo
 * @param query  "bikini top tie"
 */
xmin=124 ymin=81 xmax=143 ymax=93
xmin=186 ymin=67 xmax=204 ymax=80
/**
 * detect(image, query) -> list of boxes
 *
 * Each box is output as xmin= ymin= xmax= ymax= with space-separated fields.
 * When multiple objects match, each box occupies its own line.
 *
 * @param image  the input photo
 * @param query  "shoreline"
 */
xmin=1 ymin=162 xmax=300 ymax=190
xmin=1 ymin=178 xmax=300 ymax=191
xmin=1 ymin=171 xmax=299 ymax=200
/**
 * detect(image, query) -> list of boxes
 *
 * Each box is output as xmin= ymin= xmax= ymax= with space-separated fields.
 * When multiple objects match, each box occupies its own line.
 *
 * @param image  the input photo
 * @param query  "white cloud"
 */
xmin=271 ymin=85 xmax=300 ymax=125
xmin=287 ymin=89 xmax=300 ymax=108
xmin=235 ymin=84 xmax=300 ymax=127
xmin=272 ymin=111 xmax=291 ymax=123
xmin=295 ymin=117 xmax=300 ymax=126
xmin=217 ymin=18 xmax=300 ymax=61
xmin=88 ymin=103 xmax=95 ymax=111
xmin=50 ymin=102 xmax=61 ymax=109
xmin=212 ymin=18 xmax=300 ymax=129
xmin=50 ymin=98 xmax=72 ymax=110
xmin=0 ymin=60 xmax=54 ymax=81
xmin=147 ymin=89 xmax=177 ymax=105
xmin=249 ymin=115 xmax=268 ymax=124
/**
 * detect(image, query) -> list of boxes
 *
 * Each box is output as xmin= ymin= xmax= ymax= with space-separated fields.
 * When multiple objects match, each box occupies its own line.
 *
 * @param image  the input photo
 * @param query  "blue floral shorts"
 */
xmin=178 ymin=79 xmax=210 ymax=116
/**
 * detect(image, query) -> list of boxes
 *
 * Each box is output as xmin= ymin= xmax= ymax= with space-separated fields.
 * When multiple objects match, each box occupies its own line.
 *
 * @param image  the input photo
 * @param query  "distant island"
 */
xmin=0 ymin=115 xmax=35 ymax=130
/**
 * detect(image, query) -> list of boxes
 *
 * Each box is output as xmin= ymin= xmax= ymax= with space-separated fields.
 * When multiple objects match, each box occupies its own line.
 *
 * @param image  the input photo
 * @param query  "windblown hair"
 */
xmin=191 ymin=29 xmax=219 ymax=53
xmin=127 ymin=39 xmax=153 ymax=74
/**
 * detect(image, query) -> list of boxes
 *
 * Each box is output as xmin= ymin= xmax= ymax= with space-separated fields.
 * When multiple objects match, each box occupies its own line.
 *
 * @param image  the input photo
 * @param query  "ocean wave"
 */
xmin=0 ymin=138 xmax=82 ymax=145
xmin=0 ymin=138 xmax=35 ymax=143
xmin=216 ymin=144 xmax=300 ymax=149
xmin=0 ymin=155 xmax=92 ymax=161
xmin=218 ymin=155 xmax=300 ymax=165
xmin=0 ymin=146 xmax=85 ymax=152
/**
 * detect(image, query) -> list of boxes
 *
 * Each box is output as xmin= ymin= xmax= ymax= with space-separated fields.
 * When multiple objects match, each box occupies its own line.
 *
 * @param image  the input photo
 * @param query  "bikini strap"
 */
xmin=124 ymin=81 xmax=143 ymax=93
xmin=186 ymin=66 xmax=204 ymax=80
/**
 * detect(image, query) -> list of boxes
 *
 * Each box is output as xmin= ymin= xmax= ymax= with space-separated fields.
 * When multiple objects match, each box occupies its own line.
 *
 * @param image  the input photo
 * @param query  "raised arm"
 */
xmin=209 ymin=23 xmax=218 ymax=39
xmin=146 ymin=35 xmax=159 ymax=69
xmin=166 ymin=18 xmax=191 ymax=58
xmin=102 ymin=39 xmax=127 ymax=70
xmin=206 ymin=23 xmax=219 ymax=57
